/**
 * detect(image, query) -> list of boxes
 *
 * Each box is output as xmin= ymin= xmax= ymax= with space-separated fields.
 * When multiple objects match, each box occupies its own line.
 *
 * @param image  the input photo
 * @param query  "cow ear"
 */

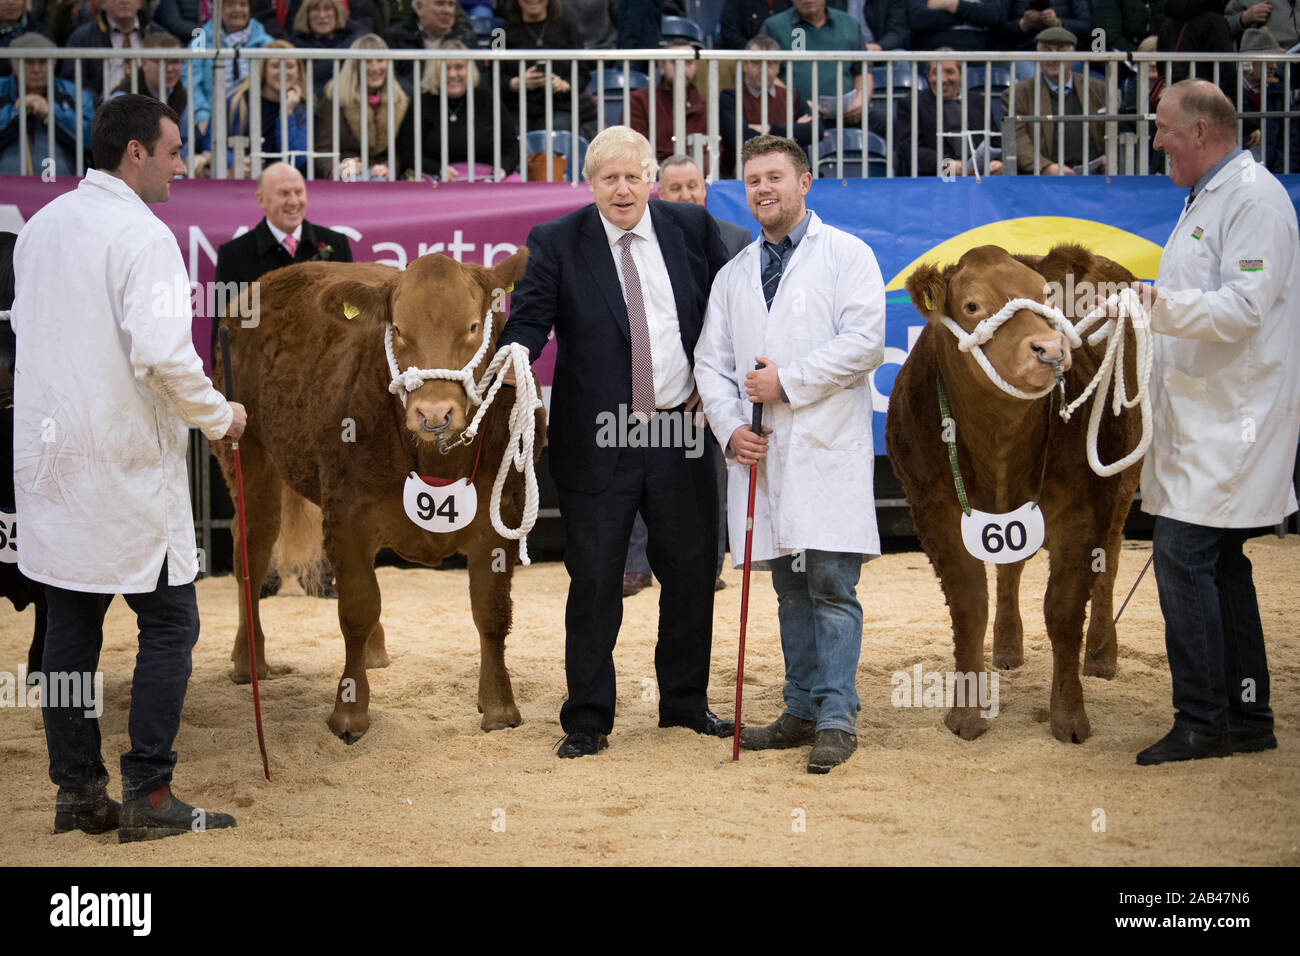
xmin=483 ymin=247 xmax=530 ymax=304
xmin=907 ymin=263 xmax=947 ymax=320
xmin=318 ymin=276 xmax=394 ymax=330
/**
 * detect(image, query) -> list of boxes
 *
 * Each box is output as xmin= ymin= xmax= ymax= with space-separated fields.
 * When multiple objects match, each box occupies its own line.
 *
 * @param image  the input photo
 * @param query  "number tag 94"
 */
xmin=0 ymin=510 xmax=16 ymax=564
xmin=402 ymin=473 xmax=477 ymax=533
xmin=960 ymin=502 xmax=1045 ymax=564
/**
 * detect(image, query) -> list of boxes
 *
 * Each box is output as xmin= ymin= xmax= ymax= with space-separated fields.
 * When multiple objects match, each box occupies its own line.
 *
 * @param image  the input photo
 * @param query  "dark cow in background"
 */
xmin=886 ymin=244 xmax=1145 ymax=744
xmin=0 ymin=231 xmax=46 ymax=678
xmin=212 ymin=249 xmax=543 ymax=743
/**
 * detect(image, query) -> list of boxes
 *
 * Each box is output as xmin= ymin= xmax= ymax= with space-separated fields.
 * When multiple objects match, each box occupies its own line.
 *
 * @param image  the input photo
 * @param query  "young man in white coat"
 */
xmin=695 ymin=134 xmax=886 ymax=773
xmin=12 ymin=95 xmax=248 ymax=840
xmin=1120 ymin=79 xmax=1300 ymax=765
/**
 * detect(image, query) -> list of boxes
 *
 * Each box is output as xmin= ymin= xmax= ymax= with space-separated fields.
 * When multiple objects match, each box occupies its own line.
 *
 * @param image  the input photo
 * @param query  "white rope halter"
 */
xmin=1059 ymin=287 xmax=1153 ymax=477
xmin=385 ymin=309 xmax=495 ymax=408
xmin=383 ymin=313 xmax=543 ymax=564
xmin=937 ymin=290 xmax=1154 ymax=478
xmin=938 ymin=297 xmax=1083 ymax=400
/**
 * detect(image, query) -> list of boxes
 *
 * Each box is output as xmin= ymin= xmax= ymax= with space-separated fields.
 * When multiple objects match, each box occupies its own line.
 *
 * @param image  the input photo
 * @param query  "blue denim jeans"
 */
xmin=41 ymin=560 xmax=201 ymax=801
xmin=1152 ymin=517 xmax=1273 ymax=736
xmin=768 ymin=549 xmax=864 ymax=735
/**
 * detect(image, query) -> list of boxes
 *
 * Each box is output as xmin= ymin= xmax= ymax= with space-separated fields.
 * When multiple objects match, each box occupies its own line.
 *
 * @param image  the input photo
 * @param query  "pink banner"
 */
xmin=0 ymin=176 xmax=592 ymax=378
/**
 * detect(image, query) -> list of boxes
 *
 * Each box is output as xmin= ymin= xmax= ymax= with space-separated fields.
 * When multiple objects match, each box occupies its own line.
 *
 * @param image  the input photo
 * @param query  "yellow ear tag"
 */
xmin=505 ymin=284 xmax=514 ymax=293
xmin=343 ymin=302 xmax=359 ymax=321
xmin=922 ymin=289 xmax=933 ymax=311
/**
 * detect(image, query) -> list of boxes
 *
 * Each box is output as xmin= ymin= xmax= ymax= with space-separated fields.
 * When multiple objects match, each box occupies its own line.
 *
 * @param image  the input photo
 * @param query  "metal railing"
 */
xmin=5 ymin=47 xmax=1298 ymax=182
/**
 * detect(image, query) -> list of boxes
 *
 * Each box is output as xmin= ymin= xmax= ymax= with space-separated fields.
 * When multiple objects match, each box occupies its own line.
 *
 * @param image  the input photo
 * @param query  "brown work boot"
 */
xmin=738 ymin=713 xmax=816 ymax=750
xmin=622 ymin=572 xmax=651 ymax=597
xmin=54 ymin=786 xmax=120 ymax=835
xmin=807 ymin=730 xmax=857 ymax=774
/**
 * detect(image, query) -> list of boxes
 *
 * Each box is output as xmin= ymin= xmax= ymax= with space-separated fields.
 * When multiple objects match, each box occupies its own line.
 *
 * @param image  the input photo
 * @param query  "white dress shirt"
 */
xmin=267 ymin=220 xmax=303 ymax=254
xmin=598 ymin=207 xmax=693 ymax=409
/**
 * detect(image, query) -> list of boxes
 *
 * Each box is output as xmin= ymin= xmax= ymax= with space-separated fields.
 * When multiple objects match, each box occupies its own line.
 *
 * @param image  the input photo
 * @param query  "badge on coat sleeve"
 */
xmin=0 ymin=510 xmax=16 ymax=563
xmin=402 ymin=473 xmax=477 ymax=533
xmin=960 ymin=502 xmax=1044 ymax=564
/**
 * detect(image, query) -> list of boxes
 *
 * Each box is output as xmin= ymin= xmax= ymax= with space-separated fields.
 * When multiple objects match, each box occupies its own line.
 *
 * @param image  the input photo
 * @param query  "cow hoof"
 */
xmin=328 ymin=710 xmax=370 ymax=743
xmin=480 ymin=706 xmax=522 ymax=732
xmin=944 ymin=708 xmax=990 ymax=741
xmin=1051 ymin=711 xmax=1091 ymax=744
xmin=230 ymin=664 xmax=269 ymax=685
xmin=364 ymin=647 xmax=391 ymax=669
xmin=1082 ymin=655 xmax=1116 ymax=680
xmin=992 ymin=649 xmax=1023 ymax=670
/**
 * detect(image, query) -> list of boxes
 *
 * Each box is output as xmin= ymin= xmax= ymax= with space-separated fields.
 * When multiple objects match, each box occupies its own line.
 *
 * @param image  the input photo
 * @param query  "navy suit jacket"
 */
xmin=499 ymin=199 xmax=729 ymax=495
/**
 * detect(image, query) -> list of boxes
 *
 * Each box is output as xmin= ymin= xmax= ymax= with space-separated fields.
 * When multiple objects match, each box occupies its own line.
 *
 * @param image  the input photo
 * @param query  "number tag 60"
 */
xmin=960 ymin=502 xmax=1045 ymax=564
xmin=402 ymin=473 xmax=477 ymax=533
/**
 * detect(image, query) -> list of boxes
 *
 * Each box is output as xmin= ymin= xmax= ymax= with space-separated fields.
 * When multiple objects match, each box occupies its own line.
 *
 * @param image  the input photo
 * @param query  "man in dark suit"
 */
xmin=498 ymin=126 xmax=734 ymax=758
xmin=213 ymin=161 xmax=353 ymax=314
xmin=622 ymin=153 xmax=749 ymax=598
xmin=214 ymin=161 xmax=351 ymax=597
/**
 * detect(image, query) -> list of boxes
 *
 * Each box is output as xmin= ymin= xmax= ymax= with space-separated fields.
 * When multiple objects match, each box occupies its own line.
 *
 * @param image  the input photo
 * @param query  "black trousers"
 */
xmin=556 ymin=428 xmax=718 ymax=734
xmin=41 ymin=559 xmax=200 ymax=801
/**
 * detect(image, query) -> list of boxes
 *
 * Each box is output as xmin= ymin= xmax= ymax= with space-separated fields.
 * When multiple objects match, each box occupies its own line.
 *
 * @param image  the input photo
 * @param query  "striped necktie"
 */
xmin=618 ymin=233 xmax=656 ymax=419
xmin=762 ymin=237 xmax=790 ymax=310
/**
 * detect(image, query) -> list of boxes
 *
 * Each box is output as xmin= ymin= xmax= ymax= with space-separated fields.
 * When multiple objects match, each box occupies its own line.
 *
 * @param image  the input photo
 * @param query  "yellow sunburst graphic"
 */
xmin=883 ymin=216 xmax=1164 ymax=291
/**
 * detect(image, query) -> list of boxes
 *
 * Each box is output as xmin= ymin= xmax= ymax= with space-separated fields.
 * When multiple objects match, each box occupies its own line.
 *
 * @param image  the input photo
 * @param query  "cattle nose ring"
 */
xmin=420 ymin=410 xmax=453 ymax=434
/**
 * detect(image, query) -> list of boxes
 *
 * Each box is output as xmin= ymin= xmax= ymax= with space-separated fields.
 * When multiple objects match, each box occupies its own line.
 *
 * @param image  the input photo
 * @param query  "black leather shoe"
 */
xmin=1230 ymin=727 xmax=1278 ymax=754
xmin=622 ymin=572 xmax=652 ymax=597
xmin=659 ymin=708 xmax=735 ymax=738
xmin=739 ymin=713 xmax=817 ymax=750
xmin=54 ymin=786 xmax=120 ymax=835
xmin=556 ymin=727 xmax=608 ymax=759
xmin=807 ymin=729 xmax=857 ymax=774
xmin=1136 ymin=726 xmax=1232 ymax=766
xmin=118 ymin=786 xmax=237 ymax=843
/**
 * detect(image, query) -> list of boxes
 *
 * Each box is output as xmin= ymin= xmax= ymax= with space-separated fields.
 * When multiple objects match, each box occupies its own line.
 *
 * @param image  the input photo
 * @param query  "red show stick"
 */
xmin=733 ymin=364 xmax=765 ymax=762
xmin=219 ymin=325 xmax=271 ymax=781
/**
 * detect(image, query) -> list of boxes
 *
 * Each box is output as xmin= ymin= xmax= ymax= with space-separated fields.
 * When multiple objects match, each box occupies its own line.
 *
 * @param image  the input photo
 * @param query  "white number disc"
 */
xmin=960 ymin=502 xmax=1045 ymax=564
xmin=402 ymin=473 xmax=477 ymax=533
xmin=0 ymin=510 xmax=16 ymax=563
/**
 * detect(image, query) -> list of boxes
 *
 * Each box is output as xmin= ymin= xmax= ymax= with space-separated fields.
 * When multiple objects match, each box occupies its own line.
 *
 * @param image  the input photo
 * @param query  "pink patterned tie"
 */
xmin=283 ymin=235 xmax=297 ymax=257
xmin=618 ymin=233 xmax=656 ymax=420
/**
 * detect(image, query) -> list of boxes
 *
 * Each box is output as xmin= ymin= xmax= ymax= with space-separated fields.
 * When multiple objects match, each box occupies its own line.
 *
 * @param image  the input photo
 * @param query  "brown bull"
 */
xmin=885 ymin=244 xmax=1144 ymax=743
xmin=212 ymin=249 xmax=543 ymax=743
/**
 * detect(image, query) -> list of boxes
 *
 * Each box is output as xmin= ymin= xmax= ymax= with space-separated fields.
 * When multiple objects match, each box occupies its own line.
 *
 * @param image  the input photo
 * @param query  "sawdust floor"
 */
xmin=2 ymin=538 xmax=1298 ymax=866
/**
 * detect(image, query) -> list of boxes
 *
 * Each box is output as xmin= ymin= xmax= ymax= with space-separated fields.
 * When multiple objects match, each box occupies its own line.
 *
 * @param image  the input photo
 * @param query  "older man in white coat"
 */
xmin=12 ymin=95 xmax=247 ymax=840
xmin=695 ymin=134 xmax=885 ymax=773
xmin=1122 ymin=80 xmax=1300 ymax=765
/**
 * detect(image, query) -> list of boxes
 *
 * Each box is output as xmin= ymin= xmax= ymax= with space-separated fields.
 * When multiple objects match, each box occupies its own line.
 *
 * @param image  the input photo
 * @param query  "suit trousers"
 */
xmin=41 ymin=559 xmax=200 ymax=801
xmin=556 ymin=422 xmax=718 ymax=734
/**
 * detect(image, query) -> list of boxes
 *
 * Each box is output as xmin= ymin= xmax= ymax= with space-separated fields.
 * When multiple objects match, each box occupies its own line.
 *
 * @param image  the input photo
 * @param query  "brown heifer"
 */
xmin=211 ymin=249 xmax=544 ymax=743
xmin=885 ymin=244 xmax=1144 ymax=743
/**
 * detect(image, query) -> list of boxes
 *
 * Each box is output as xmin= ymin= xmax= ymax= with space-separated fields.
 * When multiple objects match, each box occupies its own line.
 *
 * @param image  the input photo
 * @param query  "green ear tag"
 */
xmin=923 ymin=289 xmax=934 ymax=311
xmin=343 ymin=302 xmax=359 ymax=321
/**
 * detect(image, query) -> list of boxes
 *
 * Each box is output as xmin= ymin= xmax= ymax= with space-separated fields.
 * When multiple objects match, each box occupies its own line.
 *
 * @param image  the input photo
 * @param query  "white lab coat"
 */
xmin=1142 ymin=155 xmax=1300 ymax=529
xmin=11 ymin=169 xmax=233 ymax=593
xmin=695 ymin=211 xmax=886 ymax=564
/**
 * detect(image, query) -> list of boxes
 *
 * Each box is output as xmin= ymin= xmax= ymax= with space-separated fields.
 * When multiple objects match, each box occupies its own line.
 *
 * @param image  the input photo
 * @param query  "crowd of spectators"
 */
xmin=0 ymin=0 xmax=1294 ymax=178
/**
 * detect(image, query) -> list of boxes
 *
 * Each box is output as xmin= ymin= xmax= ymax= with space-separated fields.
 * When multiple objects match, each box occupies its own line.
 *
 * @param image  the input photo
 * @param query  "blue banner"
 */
xmin=707 ymin=175 xmax=1300 ymax=454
